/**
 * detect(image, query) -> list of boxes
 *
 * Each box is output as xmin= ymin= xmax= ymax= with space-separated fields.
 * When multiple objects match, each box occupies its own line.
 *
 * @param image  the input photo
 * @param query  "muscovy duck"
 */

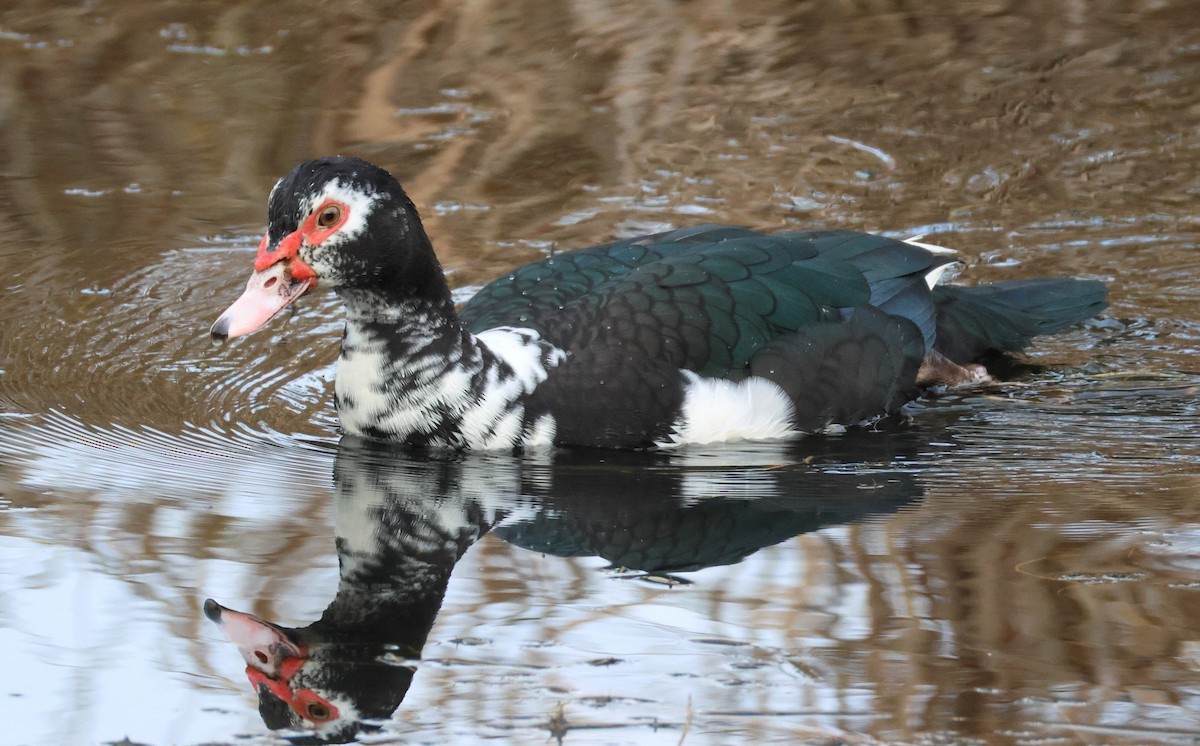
xmin=211 ymin=156 xmax=1106 ymax=450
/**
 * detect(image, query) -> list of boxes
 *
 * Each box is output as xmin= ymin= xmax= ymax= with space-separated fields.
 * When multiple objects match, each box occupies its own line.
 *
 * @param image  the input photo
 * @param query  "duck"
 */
xmin=210 ymin=156 xmax=1107 ymax=450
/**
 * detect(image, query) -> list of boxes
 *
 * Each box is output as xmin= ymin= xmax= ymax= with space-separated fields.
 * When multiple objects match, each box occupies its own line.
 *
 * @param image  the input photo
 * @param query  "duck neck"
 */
xmin=335 ymin=290 xmax=498 ymax=446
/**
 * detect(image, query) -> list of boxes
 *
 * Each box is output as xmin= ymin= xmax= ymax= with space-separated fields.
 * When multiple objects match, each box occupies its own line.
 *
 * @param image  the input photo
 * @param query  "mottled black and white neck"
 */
xmin=335 ymin=293 xmax=565 ymax=449
xmin=211 ymin=156 xmax=1108 ymax=450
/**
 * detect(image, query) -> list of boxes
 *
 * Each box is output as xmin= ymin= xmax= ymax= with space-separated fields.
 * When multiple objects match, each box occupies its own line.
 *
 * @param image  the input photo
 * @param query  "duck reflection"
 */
xmin=205 ymin=431 xmax=928 ymax=743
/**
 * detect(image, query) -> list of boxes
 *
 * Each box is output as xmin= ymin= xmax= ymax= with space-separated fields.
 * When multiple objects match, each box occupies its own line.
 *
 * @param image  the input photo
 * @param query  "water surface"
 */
xmin=1 ymin=1 xmax=1199 ymax=744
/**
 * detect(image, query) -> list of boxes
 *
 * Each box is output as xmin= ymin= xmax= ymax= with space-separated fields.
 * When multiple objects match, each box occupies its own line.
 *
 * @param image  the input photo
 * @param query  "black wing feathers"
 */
xmin=933 ymin=279 xmax=1108 ymax=362
xmin=452 ymin=224 xmax=1102 ymax=445
xmin=458 ymin=225 xmax=759 ymax=332
xmin=460 ymin=227 xmax=938 ymax=379
xmin=524 ymin=347 xmax=685 ymax=449
xmin=749 ymin=305 xmax=925 ymax=430
xmin=784 ymin=230 xmax=953 ymax=346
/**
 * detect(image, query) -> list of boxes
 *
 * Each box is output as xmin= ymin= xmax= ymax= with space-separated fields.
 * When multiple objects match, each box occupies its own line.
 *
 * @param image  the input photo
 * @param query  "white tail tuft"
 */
xmin=904 ymin=236 xmax=960 ymax=289
xmin=903 ymin=235 xmax=958 ymax=255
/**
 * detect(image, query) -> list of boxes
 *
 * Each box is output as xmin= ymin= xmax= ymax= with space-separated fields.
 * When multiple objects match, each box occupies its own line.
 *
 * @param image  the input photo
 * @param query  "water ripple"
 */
xmin=0 ymin=240 xmax=345 ymax=440
xmin=0 ymin=410 xmax=335 ymax=501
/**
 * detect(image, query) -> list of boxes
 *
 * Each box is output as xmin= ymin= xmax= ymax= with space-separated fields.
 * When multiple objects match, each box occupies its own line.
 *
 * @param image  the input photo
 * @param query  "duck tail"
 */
xmin=931 ymin=278 xmax=1108 ymax=363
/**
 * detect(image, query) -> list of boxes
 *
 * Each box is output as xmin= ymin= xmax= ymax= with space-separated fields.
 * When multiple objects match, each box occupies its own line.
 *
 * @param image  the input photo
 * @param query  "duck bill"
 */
xmin=210 ymin=262 xmax=315 ymax=342
xmin=203 ymin=598 xmax=305 ymax=676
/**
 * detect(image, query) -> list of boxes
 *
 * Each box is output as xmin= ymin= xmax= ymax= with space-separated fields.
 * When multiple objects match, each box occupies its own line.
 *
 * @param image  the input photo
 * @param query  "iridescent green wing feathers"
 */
xmin=458 ymin=225 xmax=759 ymax=333
xmin=459 ymin=226 xmax=946 ymax=378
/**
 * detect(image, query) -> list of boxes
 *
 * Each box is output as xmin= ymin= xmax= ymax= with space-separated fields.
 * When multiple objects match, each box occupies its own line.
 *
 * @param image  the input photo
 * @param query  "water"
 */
xmin=1 ymin=1 xmax=1199 ymax=744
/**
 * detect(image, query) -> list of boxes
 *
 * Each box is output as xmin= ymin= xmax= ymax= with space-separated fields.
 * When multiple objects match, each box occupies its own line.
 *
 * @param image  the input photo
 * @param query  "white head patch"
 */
xmin=304 ymin=178 xmax=381 ymax=248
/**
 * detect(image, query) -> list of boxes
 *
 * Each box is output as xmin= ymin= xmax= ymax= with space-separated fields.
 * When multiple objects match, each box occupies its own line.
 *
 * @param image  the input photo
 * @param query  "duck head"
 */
xmin=203 ymin=598 xmax=375 ymax=744
xmin=210 ymin=156 xmax=446 ymax=342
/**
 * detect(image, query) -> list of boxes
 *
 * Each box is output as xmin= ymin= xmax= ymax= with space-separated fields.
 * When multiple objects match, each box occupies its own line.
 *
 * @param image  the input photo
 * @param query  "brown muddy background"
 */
xmin=1 ymin=1 xmax=1199 ymax=745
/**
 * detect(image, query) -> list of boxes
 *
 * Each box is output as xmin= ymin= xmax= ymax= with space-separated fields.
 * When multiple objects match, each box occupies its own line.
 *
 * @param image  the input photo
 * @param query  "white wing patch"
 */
xmin=476 ymin=327 xmax=567 ymax=388
xmin=470 ymin=327 xmax=565 ymax=449
xmin=657 ymin=372 xmax=800 ymax=448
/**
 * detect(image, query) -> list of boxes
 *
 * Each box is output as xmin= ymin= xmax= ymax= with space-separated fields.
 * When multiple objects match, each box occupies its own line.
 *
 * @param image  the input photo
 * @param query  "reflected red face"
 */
xmin=244 ymin=652 xmax=340 ymax=725
xmin=205 ymin=600 xmax=340 ymax=726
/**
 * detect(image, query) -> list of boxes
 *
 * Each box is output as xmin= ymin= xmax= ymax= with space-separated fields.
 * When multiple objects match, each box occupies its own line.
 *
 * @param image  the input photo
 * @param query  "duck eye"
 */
xmin=316 ymin=205 xmax=342 ymax=228
xmin=306 ymin=703 xmax=332 ymax=720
